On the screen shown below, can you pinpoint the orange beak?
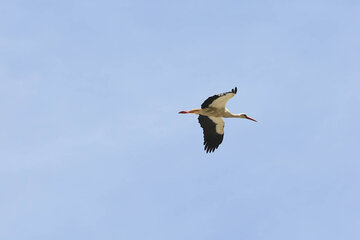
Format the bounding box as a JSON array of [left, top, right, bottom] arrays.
[[246, 116, 257, 122], [178, 111, 188, 114]]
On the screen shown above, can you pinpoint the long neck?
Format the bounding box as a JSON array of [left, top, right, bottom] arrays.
[[224, 112, 246, 118]]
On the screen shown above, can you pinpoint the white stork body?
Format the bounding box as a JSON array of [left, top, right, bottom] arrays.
[[179, 87, 257, 153]]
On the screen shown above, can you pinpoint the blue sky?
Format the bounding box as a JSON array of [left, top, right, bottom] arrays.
[[1, 0, 360, 239]]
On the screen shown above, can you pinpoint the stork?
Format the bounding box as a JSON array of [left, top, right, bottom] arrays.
[[179, 87, 257, 153]]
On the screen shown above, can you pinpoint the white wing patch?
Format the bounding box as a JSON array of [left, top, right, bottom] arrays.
[[208, 92, 235, 109], [208, 116, 225, 134]]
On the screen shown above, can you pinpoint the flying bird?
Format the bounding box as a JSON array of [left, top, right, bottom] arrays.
[[179, 87, 257, 153]]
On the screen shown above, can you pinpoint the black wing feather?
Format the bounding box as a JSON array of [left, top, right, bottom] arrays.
[[201, 87, 237, 109], [198, 115, 224, 153]]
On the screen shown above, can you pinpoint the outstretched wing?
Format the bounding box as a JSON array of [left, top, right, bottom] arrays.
[[198, 115, 225, 153], [201, 87, 237, 109]]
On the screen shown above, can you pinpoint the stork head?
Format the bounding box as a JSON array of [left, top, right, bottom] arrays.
[[239, 114, 257, 122]]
